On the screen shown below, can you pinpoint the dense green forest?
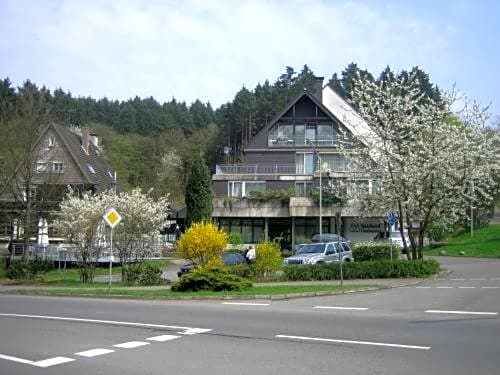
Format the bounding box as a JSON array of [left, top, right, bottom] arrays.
[[0, 64, 442, 205]]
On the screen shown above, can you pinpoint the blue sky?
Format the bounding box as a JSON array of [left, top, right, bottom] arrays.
[[1, 0, 499, 121]]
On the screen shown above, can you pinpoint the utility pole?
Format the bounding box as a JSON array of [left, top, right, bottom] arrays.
[[306, 138, 322, 237]]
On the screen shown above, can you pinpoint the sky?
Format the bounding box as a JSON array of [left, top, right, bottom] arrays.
[[1, 0, 499, 121]]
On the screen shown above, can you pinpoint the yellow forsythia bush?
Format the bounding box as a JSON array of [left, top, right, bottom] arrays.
[[176, 222, 228, 268], [254, 241, 282, 277]]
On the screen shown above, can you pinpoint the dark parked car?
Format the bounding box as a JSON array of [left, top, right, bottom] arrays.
[[177, 252, 247, 277]]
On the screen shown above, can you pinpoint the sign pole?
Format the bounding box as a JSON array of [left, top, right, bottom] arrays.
[[109, 227, 113, 292]]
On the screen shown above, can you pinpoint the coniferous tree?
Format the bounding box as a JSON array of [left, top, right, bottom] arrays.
[[185, 151, 213, 227]]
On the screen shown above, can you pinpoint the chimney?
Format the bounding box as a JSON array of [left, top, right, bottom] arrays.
[[314, 76, 324, 102], [82, 127, 90, 154]]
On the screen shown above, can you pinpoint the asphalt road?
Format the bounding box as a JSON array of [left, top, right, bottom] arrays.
[[0, 256, 499, 375]]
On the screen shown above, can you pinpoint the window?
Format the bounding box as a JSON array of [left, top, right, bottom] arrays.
[[295, 182, 313, 197], [47, 136, 56, 148], [317, 124, 334, 145], [228, 181, 266, 197], [295, 153, 314, 174], [87, 164, 96, 174], [36, 161, 48, 173], [320, 154, 350, 172], [52, 161, 64, 173]]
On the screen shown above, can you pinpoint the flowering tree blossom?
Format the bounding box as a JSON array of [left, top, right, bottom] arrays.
[[54, 188, 169, 282], [343, 71, 499, 259], [54, 188, 108, 282], [106, 188, 169, 281]]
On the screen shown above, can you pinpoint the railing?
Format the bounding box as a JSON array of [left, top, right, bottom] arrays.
[[215, 164, 351, 176], [268, 136, 345, 148]]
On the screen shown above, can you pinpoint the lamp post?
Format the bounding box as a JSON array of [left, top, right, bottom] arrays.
[[306, 138, 322, 238]]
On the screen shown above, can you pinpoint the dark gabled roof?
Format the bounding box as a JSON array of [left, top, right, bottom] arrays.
[[244, 88, 349, 151], [50, 123, 122, 193]]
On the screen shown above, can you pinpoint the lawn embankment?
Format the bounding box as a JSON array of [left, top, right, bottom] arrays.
[[425, 224, 500, 257], [8, 284, 375, 299]]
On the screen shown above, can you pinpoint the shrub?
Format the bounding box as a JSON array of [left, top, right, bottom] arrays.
[[352, 241, 394, 261], [283, 259, 440, 281], [6, 258, 55, 280], [139, 263, 163, 285], [254, 242, 282, 277], [176, 222, 228, 267], [171, 267, 252, 292], [228, 232, 243, 246]]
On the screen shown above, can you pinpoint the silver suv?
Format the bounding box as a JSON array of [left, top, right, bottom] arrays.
[[283, 241, 354, 265]]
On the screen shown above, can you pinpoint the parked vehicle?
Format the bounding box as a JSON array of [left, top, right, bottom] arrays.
[[373, 231, 410, 249], [177, 252, 247, 277], [311, 233, 350, 244], [283, 241, 354, 265]]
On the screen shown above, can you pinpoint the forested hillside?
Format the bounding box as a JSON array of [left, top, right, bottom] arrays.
[[0, 64, 441, 205]]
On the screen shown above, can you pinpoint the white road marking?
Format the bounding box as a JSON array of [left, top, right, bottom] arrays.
[[276, 335, 431, 350], [113, 341, 150, 349], [313, 306, 368, 311], [0, 313, 210, 335], [481, 286, 499, 289], [436, 286, 454, 289], [451, 278, 465, 281], [222, 302, 270, 306], [75, 348, 115, 357], [32, 357, 75, 368], [471, 278, 486, 281], [416, 286, 431, 289], [425, 310, 498, 316], [0, 353, 34, 365], [147, 334, 181, 342], [459, 286, 476, 289], [146, 335, 180, 342], [180, 328, 213, 335]]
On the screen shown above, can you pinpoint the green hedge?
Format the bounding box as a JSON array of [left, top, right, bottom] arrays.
[[282, 260, 440, 281], [352, 241, 394, 261], [171, 267, 253, 292], [6, 258, 55, 280]]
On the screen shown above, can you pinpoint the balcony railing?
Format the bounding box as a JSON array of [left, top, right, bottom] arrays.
[[215, 163, 351, 176], [268, 135, 345, 148]]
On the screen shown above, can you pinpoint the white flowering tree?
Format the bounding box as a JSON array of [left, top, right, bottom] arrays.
[[105, 189, 169, 282], [54, 188, 108, 282], [344, 70, 499, 259], [55, 188, 169, 282]]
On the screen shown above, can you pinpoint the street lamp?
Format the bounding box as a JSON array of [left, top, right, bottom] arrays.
[[306, 138, 322, 238]]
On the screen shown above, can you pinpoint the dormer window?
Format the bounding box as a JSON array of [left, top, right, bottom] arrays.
[[36, 161, 48, 173], [47, 136, 56, 148], [87, 164, 96, 174]]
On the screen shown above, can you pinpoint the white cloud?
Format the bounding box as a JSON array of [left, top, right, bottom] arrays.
[[0, 0, 492, 114]]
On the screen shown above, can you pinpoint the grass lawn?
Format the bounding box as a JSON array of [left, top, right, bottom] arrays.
[[9, 284, 375, 298], [0, 259, 170, 285], [425, 224, 500, 257]]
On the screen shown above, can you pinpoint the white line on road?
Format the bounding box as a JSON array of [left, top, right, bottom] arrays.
[[221, 302, 270, 306], [0, 353, 34, 365], [451, 278, 465, 281], [471, 278, 486, 281], [275, 335, 431, 350], [313, 306, 369, 311], [147, 334, 181, 342], [0, 313, 211, 334], [481, 286, 499, 289], [425, 310, 498, 316], [436, 287, 454, 289], [32, 357, 75, 368], [113, 341, 150, 349], [416, 286, 432, 289], [458, 286, 476, 289], [75, 348, 115, 358]]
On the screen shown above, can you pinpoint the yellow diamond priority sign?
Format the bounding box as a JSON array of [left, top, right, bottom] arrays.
[[103, 208, 122, 228]]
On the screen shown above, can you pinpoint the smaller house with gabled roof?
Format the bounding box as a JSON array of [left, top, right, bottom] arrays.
[[0, 123, 121, 256], [212, 77, 384, 250]]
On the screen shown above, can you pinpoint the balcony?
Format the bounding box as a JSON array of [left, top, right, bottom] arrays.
[[268, 135, 345, 148], [215, 164, 298, 176]]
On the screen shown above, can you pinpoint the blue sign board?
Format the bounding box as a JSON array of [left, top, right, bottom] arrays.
[[388, 210, 396, 226]]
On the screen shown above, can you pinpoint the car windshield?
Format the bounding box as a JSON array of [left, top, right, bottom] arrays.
[[297, 244, 325, 254]]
